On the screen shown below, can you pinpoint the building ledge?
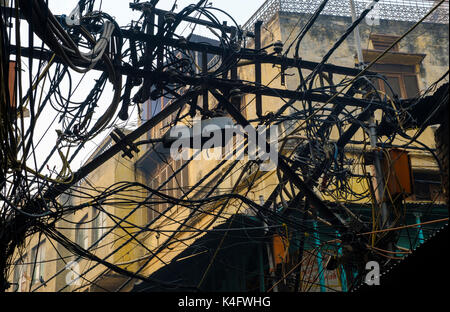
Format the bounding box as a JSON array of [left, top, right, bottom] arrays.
[[362, 49, 426, 66]]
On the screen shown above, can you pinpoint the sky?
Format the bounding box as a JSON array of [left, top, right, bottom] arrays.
[[18, 0, 267, 175], [48, 1, 267, 27]]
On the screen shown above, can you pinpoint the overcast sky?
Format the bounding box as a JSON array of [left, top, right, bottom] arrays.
[[48, 1, 266, 27]]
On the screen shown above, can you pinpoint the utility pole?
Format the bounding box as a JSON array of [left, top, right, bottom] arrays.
[[349, 0, 390, 242], [259, 196, 278, 292], [349, 0, 364, 68]]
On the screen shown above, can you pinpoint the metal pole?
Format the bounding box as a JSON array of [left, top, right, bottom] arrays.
[[369, 119, 389, 230], [259, 196, 278, 292], [349, 0, 390, 237], [142, 8, 155, 102], [254, 20, 263, 118], [349, 0, 364, 68]]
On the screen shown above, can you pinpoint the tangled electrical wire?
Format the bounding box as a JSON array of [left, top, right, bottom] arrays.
[[0, 0, 448, 293]]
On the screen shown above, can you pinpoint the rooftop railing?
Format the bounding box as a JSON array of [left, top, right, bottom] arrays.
[[243, 0, 449, 30]]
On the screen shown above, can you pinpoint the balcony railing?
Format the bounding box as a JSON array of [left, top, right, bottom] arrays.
[[243, 0, 449, 30]]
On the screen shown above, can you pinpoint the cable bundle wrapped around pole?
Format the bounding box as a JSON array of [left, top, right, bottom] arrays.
[[17, 0, 123, 142]]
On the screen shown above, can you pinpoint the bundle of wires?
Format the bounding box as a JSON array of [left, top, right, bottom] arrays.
[[17, 0, 123, 142]]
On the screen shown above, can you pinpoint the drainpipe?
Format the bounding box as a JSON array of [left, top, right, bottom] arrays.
[[350, 0, 390, 243], [349, 0, 364, 68], [313, 221, 326, 292]]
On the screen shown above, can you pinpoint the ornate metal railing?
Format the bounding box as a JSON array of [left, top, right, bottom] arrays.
[[243, 0, 449, 30]]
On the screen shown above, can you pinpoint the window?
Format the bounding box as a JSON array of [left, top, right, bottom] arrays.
[[168, 167, 174, 200], [162, 167, 168, 211], [150, 98, 162, 118], [372, 64, 420, 99], [92, 207, 107, 244], [412, 170, 443, 201], [175, 159, 185, 197], [76, 215, 89, 250], [30, 241, 46, 285], [13, 260, 21, 292], [147, 178, 156, 222], [364, 34, 424, 100], [13, 256, 27, 292], [147, 159, 189, 222], [148, 166, 165, 222]]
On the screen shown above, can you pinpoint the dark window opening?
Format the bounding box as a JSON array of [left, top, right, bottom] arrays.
[[412, 170, 443, 201], [370, 34, 400, 52]]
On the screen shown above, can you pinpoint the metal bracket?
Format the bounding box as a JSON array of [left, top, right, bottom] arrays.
[[65, 4, 81, 26]]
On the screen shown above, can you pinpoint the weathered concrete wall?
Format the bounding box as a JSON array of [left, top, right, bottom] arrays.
[[278, 13, 448, 90]]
